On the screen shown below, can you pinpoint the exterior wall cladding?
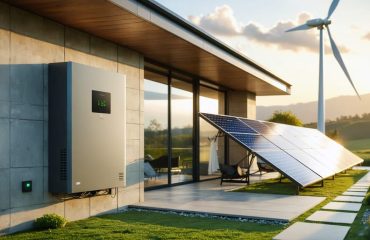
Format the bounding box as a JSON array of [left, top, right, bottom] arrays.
[[0, 2, 144, 234], [0, 1, 256, 234]]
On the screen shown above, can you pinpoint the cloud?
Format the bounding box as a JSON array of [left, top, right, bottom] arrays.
[[363, 32, 370, 41], [189, 5, 241, 36], [188, 6, 349, 54]]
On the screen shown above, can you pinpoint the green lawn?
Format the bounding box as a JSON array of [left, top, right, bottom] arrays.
[[344, 138, 370, 166], [3, 170, 368, 240], [3, 211, 284, 240], [237, 170, 369, 239]]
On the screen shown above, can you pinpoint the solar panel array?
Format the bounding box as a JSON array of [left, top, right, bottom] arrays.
[[199, 113, 363, 188]]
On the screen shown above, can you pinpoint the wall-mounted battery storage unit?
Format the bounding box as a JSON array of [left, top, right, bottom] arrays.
[[48, 62, 126, 194]]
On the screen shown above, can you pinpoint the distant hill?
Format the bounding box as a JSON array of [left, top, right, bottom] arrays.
[[257, 93, 370, 123]]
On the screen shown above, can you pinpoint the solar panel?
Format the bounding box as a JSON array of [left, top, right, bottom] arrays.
[[239, 118, 278, 135], [199, 112, 363, 189], [284, 149, 334, 178], [201, 113, 257, 134], [257, 150, 322, 187], [230, 133, 278, 151]]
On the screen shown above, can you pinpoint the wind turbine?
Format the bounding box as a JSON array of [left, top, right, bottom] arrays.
[[286, 0, 360, 133]]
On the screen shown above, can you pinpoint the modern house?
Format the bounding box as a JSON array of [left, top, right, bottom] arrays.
[[0, 0, 291, 234]]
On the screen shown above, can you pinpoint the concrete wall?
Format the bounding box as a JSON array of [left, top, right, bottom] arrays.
[[227, 90, 256, 166], [0, 2, 144, 234]]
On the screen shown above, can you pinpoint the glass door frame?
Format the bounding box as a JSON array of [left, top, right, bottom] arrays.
[[144, 61, 229, 191]]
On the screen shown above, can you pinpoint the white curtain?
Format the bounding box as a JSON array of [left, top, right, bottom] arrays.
[[208, 137, 220, 174]]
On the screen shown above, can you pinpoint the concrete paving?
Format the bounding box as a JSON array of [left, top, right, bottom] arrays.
[[134, 176, 325, 222], [334, 195, 364, 203], [322, 202, 361, 212], [353, 166, 370, 171], [273, 222, 350, 240], [346, 188, 368, 192], [342, 191, 367, 196], [306, 211, 357, 224]]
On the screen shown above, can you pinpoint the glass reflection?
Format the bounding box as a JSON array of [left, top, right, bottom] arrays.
[[144, 72, 169, 188], [199, 86, 225, 180], [171, 79, 194, 184]]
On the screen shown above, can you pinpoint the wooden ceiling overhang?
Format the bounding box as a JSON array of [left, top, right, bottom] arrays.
[[7, 0, 291, 96]]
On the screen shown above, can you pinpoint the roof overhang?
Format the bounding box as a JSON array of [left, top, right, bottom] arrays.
[[6, 0, 291, 96]]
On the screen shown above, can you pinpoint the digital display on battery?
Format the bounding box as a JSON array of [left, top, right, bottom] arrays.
[[92, 90, 111, 114]]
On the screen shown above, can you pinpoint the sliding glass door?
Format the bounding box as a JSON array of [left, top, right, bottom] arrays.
[[199, 86, 225, 180], [171, 78, 193, 184], [144, 72, 169, 188]]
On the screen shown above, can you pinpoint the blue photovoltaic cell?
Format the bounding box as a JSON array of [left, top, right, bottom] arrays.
[[230, 133, 277, 151], [284, 149, 334, 178], [257, 150, 321, 187], [199, 112, 363, 187], [239, 118, 277, 135], [263, 135, 297, 150], [201, 113, 257, 134]]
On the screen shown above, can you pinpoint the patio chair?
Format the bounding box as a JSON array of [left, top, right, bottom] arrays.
[[219, 164, 249, 185]]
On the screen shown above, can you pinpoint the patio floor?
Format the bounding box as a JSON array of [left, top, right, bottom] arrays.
[[131, 173, 325, 222]]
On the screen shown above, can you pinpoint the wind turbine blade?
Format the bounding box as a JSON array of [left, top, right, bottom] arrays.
[[286, 23, 312, 32], [327, 26, 361, 99], [327, 0, 340, 19]]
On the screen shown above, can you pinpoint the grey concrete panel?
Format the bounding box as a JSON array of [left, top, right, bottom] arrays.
[[306, 211, 357, 224], [10, 167, 43, 208], [0, 65, 10, 101], [90, 194, 118, 216], [10, 7, 64, 46], [0, 119, 9, 168], [90, 36, 118, 61], [10, 7, 42, 39], [0, 209, 10, 234], [10, 64, 43, 105], [10, 202, 64, 233], [43, 122, 48, 166], [126, 88, 140, 110], [0, 100, 9, 118], [0, 169, 10, 210], [118, 46, 140, 67], [273, 222, 350, 240], [43, 64, 48, 106], [334, 195, 364, 203], [42, 167, 60, 204], [10, 120, 43, 167], [41, 18, 64, 46], [10, 104, 43, 120], [322, 202, 361, 212], [64, 198, 90, 221], [65, 27, 90, 53], [0, 2, 10, 30]]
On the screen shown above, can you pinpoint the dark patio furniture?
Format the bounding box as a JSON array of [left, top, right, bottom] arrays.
[[219, 164, 249, 185], [145, 155, 180, 172]]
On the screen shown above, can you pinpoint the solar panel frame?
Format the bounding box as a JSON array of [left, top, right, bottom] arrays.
[[199, 112, 363, 187], [199, 113, 323, 187]]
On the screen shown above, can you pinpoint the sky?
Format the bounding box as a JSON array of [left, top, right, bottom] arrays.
[[156, 0, 370, 106]]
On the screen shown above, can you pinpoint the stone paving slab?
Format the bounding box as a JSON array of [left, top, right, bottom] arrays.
[[353, 166, 370, 171], [273, 222, 350, 240], [334, 195, 364, 203], [343, 191, 367, 196], [306, 211, 357, 224], [322, 202, 361, 212], [347, 188, 368, 192], [133, 179, 325, 221], [349, 186, 368, 189]]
